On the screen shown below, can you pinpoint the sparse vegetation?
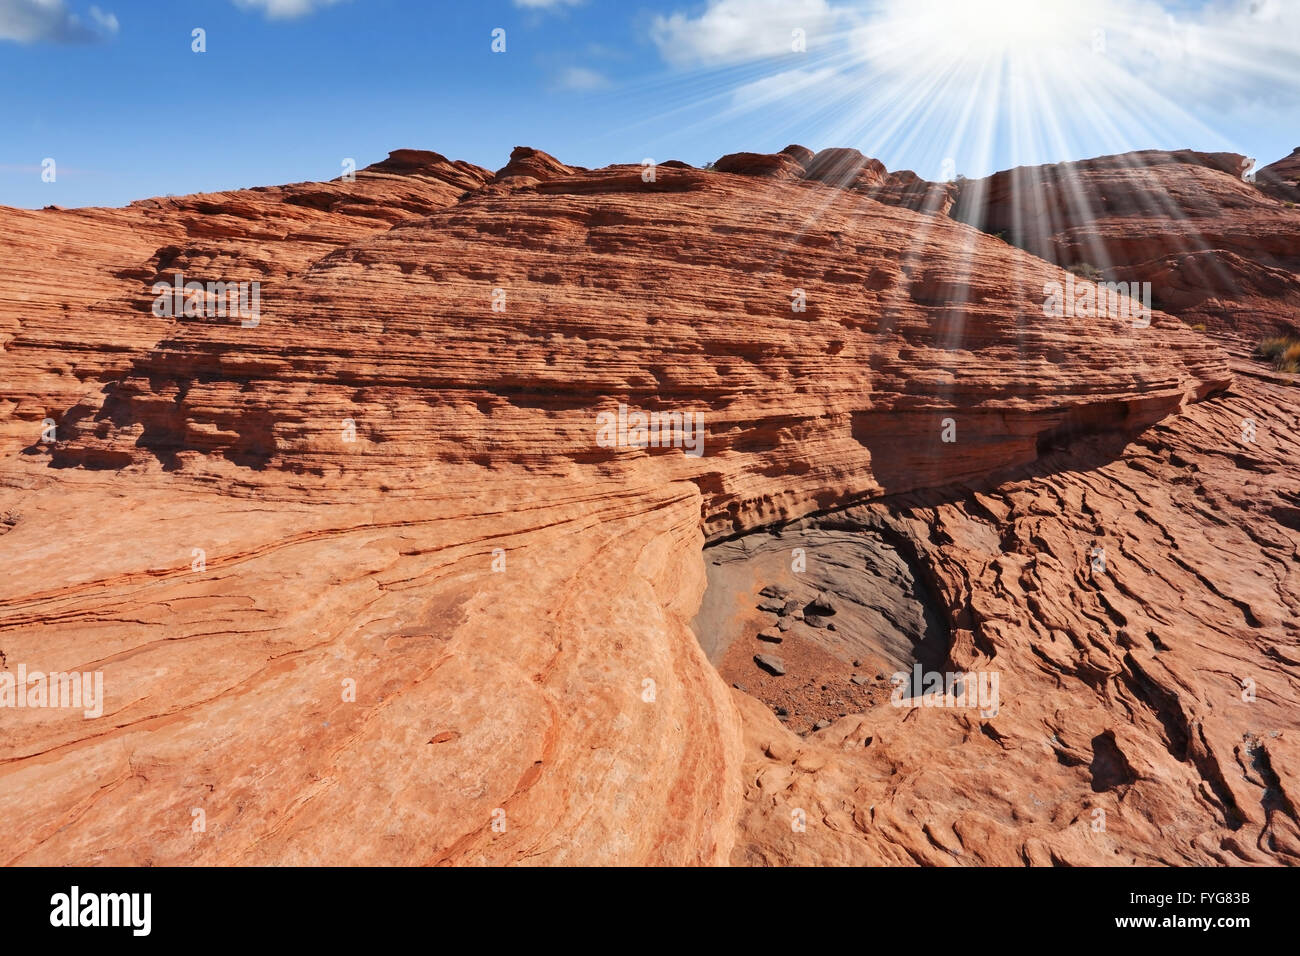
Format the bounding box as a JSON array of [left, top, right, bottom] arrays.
[[1067, 262, 1104, 282], [1254, 336, 1300, 373]]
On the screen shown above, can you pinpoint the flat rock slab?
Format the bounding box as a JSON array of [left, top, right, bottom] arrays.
[[754, 654, 787, 676]]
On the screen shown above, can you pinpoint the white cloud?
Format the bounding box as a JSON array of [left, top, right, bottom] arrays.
[[0, 0, 119, 43], [232, 0, 346, 19], [88, 4, 114, 33], [652, 0, 1300, 115], [651, 0, 843, 68], [649, 0, 1299, 154], [1120, 0, 1300, 111], [846, 0, 1300, 116], [556, 66, 610, 91]]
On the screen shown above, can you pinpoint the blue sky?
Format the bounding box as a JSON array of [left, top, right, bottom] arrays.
[[3, 0, 1297, 208]]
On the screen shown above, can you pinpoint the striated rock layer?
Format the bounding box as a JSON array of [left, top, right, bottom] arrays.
[[0, 145, 1295, 866], [726, 358, 1300, 864], [0, 150, 489, 457], [1258, 147, 1300, 204], [951, 150, 1300, 339], [41, 157, 1228, 528]]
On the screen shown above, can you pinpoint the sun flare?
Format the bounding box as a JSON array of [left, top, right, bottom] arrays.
[[921, 0, 1104, 56], [864, 0, 1111, 74]]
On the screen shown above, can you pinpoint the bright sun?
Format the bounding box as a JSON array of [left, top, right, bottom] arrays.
[[828, 0, 1142, 183], [716, 0, 1290, 190], [867, 0, 1110, 70]]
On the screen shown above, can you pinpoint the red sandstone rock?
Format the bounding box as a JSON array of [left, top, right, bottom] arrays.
[[780, 144, 815, 167], [1258, 147, 1300, 202], [0, 149, 490, 459], [952, 149, 1300, 338], [0, 145, 1294, 868], [730, 357, 1300, 865], [714, 151, 806, 179], [492, 146, 578, 185], [870, 170, 957, 215], [803, 147, 887, 188]]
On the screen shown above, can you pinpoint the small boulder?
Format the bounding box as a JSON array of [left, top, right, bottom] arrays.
[[754, 653, 786, 676], [806, 593, 837, 616], [757, 628, 784, 643]]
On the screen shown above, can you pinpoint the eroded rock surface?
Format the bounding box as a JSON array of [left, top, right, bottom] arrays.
[[1259, 147, 1300, 203], [0, 149, 490, 458], [0, 145, 1294, 866], [952, 150, 1300, 339], [731, 359, 1299, 865]]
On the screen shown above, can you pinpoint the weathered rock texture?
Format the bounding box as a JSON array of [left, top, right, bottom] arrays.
[[1258, 147, 1300, 203], [731, 357, 1300, 865], [0, 149, 489, 457], [0, 144, 1295, 866], [951, 150, 1300, 339], [714, 146, 954, 213]]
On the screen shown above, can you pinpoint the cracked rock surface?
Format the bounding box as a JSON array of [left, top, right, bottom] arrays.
[[0, 146, 1294, 865]]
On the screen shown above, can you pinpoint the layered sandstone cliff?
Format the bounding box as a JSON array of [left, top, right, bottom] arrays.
[[0, 145, 1294, 866], [950, 150, 1300, 339]]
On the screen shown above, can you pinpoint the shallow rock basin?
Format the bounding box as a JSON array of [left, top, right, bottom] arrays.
[[692, 517, 950, 732]]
